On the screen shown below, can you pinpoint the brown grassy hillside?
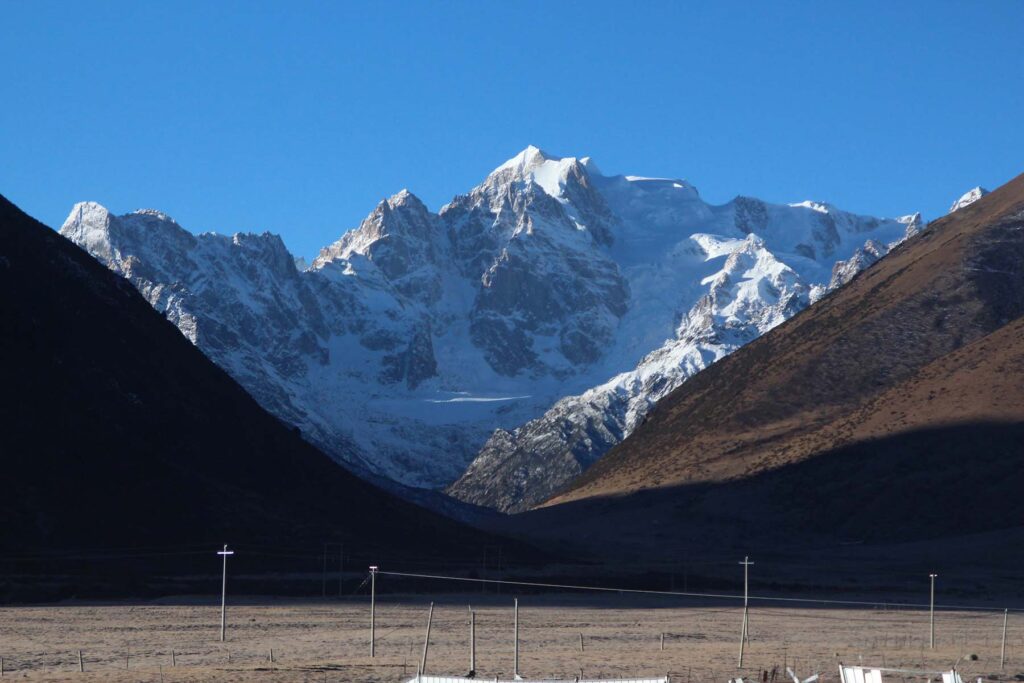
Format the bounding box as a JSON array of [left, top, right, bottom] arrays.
[[548, 173, 1024, 506]]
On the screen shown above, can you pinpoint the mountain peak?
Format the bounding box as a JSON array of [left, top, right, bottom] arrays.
[[949, 186, 990, 213], [60, 202, 116, 259], [484, 146, 605, 206], [578, 156, 602, 175], [492, 147, 608, 186], [368, 189, 429, 221], [312, 188, 439, 271], [64, 201, 112, 228], [494, 145, 556, 175], [386, 188, 427, 211]]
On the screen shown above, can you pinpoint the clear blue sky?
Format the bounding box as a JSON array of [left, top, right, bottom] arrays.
[[3, 1, 1022, 259]]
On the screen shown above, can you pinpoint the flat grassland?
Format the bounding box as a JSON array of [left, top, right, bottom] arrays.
[[1, 595, 1020, 682]]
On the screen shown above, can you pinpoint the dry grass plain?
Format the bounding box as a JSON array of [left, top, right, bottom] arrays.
[[1, 594, 1021, 683]]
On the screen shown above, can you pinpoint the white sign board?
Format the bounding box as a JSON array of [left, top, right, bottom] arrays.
[[840, 667, 884, 683]]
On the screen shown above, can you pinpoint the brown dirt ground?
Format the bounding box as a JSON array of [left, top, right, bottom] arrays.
[[1, 595, 1022, 682]]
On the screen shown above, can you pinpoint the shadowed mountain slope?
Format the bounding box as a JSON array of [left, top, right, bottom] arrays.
[[0, 195, 510, 566]]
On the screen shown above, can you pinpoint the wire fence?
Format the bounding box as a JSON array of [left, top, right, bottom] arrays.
[[2, 552, 1024, 681], [376, 571, 1024, 615], [1, 592, 1022, 681]]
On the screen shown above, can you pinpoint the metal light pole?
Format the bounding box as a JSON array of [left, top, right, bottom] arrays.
[[929, 573, 938, 649], [217, 545, 234, 642], [369, 566, 378, 657]]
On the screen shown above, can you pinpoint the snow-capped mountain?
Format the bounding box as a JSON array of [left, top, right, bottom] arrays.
[[446, 165, 922, 512], [61, 146, 920, 505], [949, 186, 989, 213]]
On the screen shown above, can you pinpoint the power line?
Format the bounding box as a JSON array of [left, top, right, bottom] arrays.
[[376, 570, 1024, 614]]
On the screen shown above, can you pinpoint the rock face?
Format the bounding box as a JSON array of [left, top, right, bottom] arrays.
[[441, 147, 630, 377], [62, 146, 919, 500], [949, 186, 990, 213], [448, 198, 922, 511], [61, 199, 443, 482]]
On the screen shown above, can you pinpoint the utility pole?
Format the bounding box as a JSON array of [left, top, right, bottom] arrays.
[[419, 602, 434, 675], [738, 556, 754, 668], [369, 566, 378, 657], [218, 545, 234, 642], [514, 598, 520, 678], [338, 544, 344, 598], [1001, 608, 1008, 669], [929, 573, 938, 649], [470, 609, 476, 674]]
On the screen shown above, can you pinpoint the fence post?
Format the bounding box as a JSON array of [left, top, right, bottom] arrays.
[[1002, 609, 1009, 670]]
